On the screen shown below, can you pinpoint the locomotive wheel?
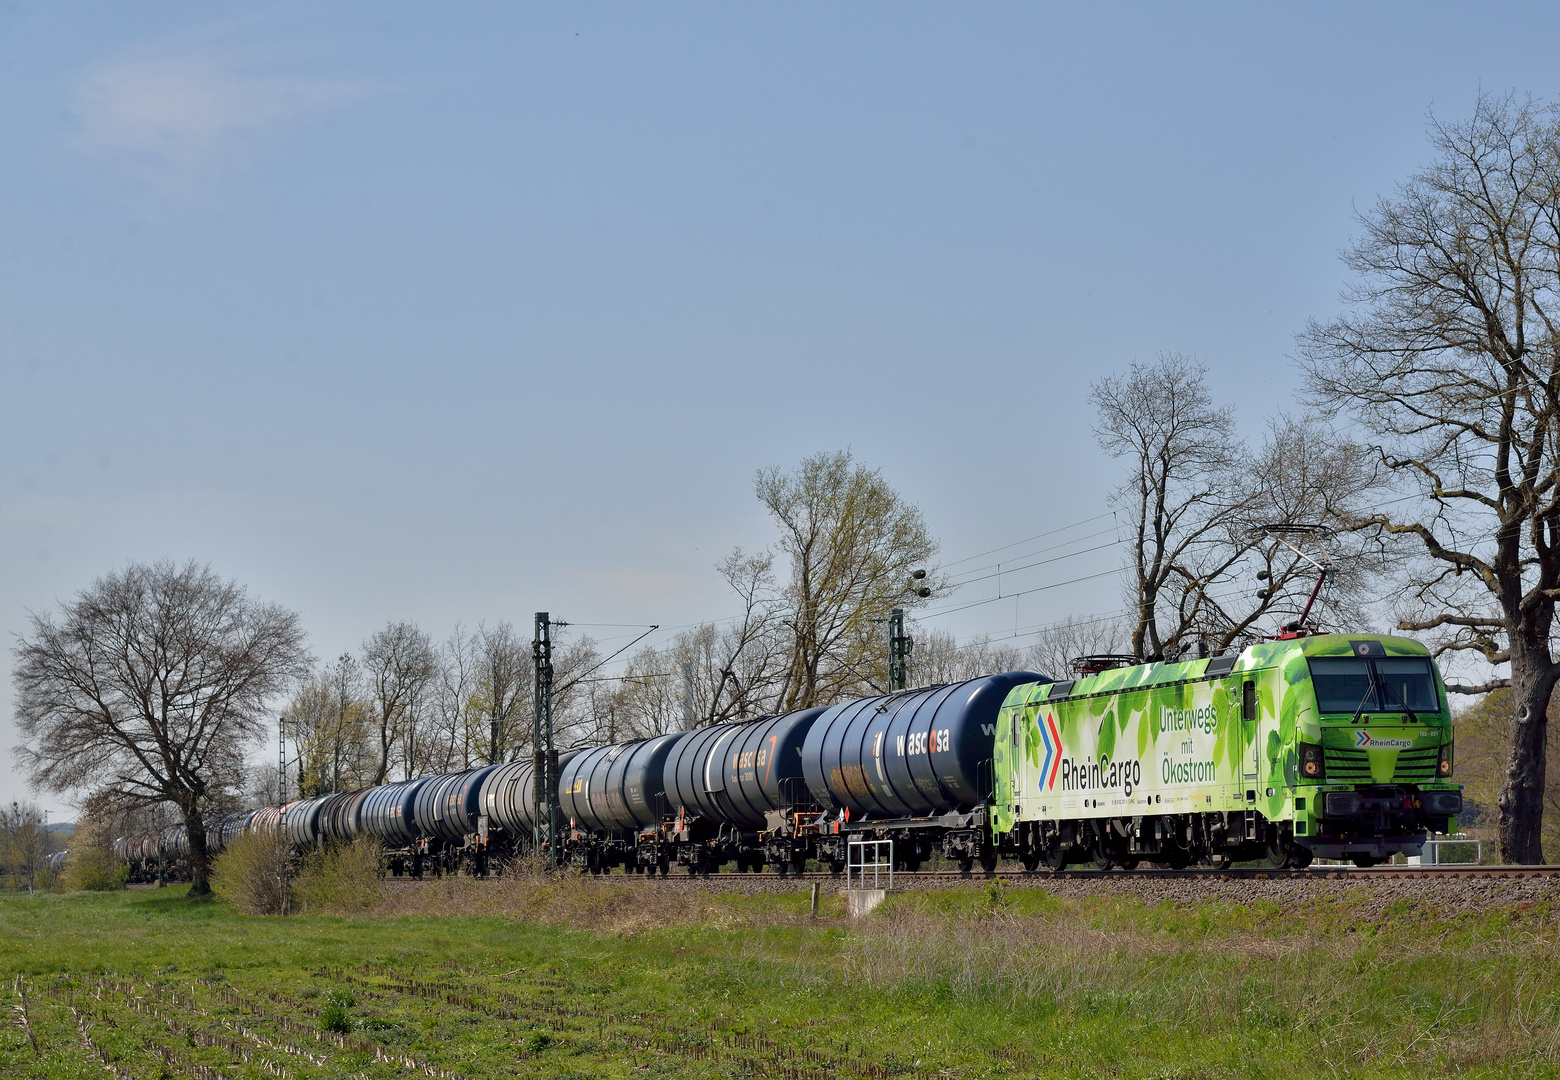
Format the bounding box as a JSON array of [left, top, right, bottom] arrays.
[[1118, 857, 1140, 871], [979, 848, 999, 877], [1020, 852, 1041, 873], [1091, 848, 1115, 871], [1350, 853, 1380, 868], [1157, 847, 1193, 870], [1209, 854, 1234, 871], [1263, 831, 1312, 870], [1042, 845, 1069, 872]]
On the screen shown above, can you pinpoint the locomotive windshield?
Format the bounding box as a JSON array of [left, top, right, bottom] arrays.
[[1375, 658, 1439, 712], [1309, 658, 1376, 713], [1308, 655, 1439, 715]]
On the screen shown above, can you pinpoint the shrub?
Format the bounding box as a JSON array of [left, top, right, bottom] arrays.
[[521, 1030, 554, 1053], [295, 839, 383, 914], [60, 849, 128, 892], [210, 829, 294, 915], [319, 989, 355, 1033]]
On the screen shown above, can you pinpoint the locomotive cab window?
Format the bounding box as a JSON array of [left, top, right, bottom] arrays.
[[1374, 658, 1438, 713], [1308, 657, 1378, 714]]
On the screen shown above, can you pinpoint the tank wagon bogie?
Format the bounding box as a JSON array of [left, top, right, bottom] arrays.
[[992, 633, 1461, 870]]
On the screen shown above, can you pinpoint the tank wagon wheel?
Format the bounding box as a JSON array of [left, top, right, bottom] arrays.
[[957, 857, 975, 878], [829, 860, 845, 878], [657, 858, 671, 876]]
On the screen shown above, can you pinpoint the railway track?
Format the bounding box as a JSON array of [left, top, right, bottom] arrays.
[[623, 864, 1560, 883]]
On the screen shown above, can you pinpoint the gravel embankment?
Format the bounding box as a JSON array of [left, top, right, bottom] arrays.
[[379, 870, 1560, 919]]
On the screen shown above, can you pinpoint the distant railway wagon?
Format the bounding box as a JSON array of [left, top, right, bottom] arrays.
[[991, 634, 1460, 870], [111, 633, 1462, 881]]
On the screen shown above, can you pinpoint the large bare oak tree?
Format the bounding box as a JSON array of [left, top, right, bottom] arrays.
[[12, 561, 310, 894], [1299, 92, 1560, 863]]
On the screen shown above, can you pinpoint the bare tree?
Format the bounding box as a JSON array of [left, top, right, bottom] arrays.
[[473, 622, 531, 764], [0, 801, 52, 891], [287, 654, 372, 795], [908, 629, 1030, 686], [12, 561, 310, 894], [1299, 92, 1560, 863], [431, 626, 477, 772], [361, 622, 437, 784], [1024, 614, 1134, 680], [756, 450, 941, 709], [1093, 356, 1378, 661]]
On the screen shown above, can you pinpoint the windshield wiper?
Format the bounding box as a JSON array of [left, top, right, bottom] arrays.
[[1385, 690, 1419, 723], [1350, 683, 1375, 724]]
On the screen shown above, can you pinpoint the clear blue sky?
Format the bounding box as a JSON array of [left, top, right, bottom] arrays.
[[5, 3, 1556, 818]]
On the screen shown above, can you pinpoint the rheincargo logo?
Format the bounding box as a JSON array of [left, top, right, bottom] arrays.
[[1160, 704, 1218, 735], [1355, 731, 1413, 750], [1058, 755, 1141, 797]]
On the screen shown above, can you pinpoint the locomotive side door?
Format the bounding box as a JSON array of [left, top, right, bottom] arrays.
[[1241, 679, 1260, 789]]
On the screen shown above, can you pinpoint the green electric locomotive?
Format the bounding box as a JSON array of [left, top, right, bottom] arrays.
[[991, 634, 1462, 869]]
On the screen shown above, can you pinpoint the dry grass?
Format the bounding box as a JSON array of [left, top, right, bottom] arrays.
[[364, 866, 813, 936], [843, 890, 1560, 1073]]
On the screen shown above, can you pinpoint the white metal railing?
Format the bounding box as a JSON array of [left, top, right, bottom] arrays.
[[847, 839, 892, 890], [1409, 834, 1483, 865]]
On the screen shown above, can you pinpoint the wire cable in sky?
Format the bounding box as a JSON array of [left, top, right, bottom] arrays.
[[937, 510, 1117, 570]]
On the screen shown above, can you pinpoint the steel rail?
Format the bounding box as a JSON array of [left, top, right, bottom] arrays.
[[598, 864, 1560, 883]]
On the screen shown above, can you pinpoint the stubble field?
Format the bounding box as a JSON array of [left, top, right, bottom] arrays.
[[2, 873, 1559, 1079]]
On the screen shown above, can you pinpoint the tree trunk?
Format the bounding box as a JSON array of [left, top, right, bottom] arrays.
[[184, 804, 212, 896], [1497, 635, 1557, 865]]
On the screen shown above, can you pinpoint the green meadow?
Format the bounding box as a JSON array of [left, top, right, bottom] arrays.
[[1, 879, 1557, 1079]]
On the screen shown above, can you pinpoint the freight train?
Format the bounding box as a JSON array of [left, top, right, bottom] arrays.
[[112, 633, 1461, 882]]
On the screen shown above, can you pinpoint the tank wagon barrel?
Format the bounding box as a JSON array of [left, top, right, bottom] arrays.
[[478, 752, 582, 844], [282, 795, 333, 850], [317, 789, 371, 845]]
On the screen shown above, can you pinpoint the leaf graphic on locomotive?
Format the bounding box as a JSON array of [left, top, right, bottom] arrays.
[[1211, 684, 1232, 774], [1097, 710, 1116, 762]]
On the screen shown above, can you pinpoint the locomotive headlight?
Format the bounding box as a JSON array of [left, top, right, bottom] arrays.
[[1300, 742, 1325, 780], [1438, 741, 1453, 776]]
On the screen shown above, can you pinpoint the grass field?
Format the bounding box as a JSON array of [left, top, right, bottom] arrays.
[[1, 877, 1558, 1079]]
